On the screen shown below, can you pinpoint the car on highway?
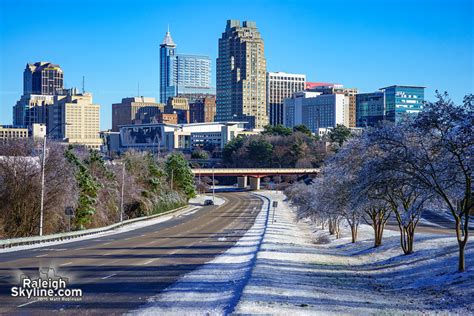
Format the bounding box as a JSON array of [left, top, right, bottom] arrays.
[[204, 199, 214, 206]]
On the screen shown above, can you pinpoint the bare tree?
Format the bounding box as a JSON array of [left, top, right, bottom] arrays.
[[0, 139, 76, 237], [409, 93, 473, 271]]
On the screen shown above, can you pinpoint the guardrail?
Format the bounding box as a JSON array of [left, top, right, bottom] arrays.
[[0, 205, 189, 249]]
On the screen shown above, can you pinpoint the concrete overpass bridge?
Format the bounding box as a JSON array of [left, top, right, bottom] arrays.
[[191, 168, 320, 190]]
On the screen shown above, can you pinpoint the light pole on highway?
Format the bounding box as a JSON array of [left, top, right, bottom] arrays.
[[120, 162, 125, 227], [212, 166, 215, 202], [39, 123, 70, 236]]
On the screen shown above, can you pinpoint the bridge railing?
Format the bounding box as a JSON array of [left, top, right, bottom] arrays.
[[191, 168, 320, 175]]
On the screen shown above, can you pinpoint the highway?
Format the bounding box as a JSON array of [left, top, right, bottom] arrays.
[[0, 192, 262, 315], [386, 209, 470, 235]]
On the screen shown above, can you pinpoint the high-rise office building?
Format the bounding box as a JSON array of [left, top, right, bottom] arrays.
[[216, 20, 267, 129], [355, 92, 385, 127], [160, 30, 177, 103], [13, 94, 55, 127], [266, 72, 306, 126], [306, 84, 358, 128], [112, 97, 165, 132], [13, 62, 63, 127], [48, 89, 102, 149], [381, 85, 425, 122], [159, 29, 213, 103], [23, 62, 64, 95], [283, 91, 349, 133], [355, 85, 425, 127]]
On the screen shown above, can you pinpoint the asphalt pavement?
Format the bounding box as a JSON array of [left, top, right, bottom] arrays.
[[0, 192, 262, 315]]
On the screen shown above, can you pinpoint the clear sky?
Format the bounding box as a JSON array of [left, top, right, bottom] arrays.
[[0, 0, 472, 130]]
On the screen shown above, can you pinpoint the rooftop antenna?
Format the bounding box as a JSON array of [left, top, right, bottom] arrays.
[[137, 81, 140, 97], [167, 24, 170, 33], [82, 76, 85, 94]]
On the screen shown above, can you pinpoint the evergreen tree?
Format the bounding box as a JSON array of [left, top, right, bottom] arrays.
[[165, 152, 196, 199]]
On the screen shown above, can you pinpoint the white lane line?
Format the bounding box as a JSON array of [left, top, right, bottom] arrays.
[[76, 247, 85, 251], [142, 260, 154, 265], [102, 252, 112, 256], [102, 242, 111, 245], [18, 300, 38, 308], [101, 273, 117, 280], [124, 237, 131, 240], [60, 261, 73, 266], [35, 254, 48, 258]]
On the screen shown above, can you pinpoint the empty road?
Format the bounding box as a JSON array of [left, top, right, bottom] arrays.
[[0, 192, 262, 315]]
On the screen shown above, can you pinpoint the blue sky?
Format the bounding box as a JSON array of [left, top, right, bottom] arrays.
[[0, 0, 472, 130]]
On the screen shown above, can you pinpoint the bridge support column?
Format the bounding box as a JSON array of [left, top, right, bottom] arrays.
[[237, 176, 248, 188], [249, 177, 261, 191]]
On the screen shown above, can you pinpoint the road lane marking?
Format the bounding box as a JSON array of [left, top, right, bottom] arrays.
[[102, 242, 111, 245], [102, 252, 112, 256], [76, 247, 85, 251], [36, 254, 48, 258], [60, 262, 73, 266], [142, 260, 154, 265], [34, 248, 67, 252], [18, 300, 38, 308], [101, 273, 116, 280]]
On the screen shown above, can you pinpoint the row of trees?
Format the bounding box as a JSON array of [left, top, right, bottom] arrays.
[[286, 93, 473, 272], [0, 140, 195, 238], [223, 125, 325, 168]]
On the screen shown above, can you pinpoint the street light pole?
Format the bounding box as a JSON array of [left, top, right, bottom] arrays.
[[39, 135, 47, 236], [120, 162, 125, 227], [212, 166, 215, 202]]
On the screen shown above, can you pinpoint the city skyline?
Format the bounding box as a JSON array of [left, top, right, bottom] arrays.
[[0, 0, 472, 130]]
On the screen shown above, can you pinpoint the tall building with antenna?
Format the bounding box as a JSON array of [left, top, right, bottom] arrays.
[[159, 27, 213, 103]]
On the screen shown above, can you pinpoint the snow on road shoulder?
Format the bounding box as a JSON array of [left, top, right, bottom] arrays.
[[235, 190, 474, 315], [131, 194, 270, 315]]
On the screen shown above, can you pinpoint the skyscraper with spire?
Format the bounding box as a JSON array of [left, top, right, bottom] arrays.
[[159, 28, 213, 104], [160, 28, 177, 103]]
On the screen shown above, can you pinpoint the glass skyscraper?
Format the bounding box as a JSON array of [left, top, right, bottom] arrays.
[[381, 85, 425, 122], [159, 30, 213, 104], [355, 85, 425, 127], [355, 91, 385, 127]]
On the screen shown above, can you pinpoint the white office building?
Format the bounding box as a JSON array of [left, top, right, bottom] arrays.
[[266, 72, 306, 126], [283, 91, 349, 133]]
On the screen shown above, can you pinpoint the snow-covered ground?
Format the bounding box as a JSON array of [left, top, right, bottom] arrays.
[[133, 190, 473, 315], [132, 194, 270, 315], [235, 191, 474, 315], [0, 196, 225, 254]]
